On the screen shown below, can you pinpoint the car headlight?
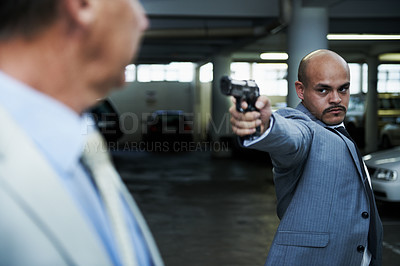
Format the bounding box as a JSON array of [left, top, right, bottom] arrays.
[[375, 169, 398, 181]]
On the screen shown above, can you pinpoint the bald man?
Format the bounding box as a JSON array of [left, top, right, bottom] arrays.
[[230, 49, 383, 266]]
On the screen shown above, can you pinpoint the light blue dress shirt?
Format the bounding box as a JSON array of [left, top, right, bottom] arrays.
[[0, 71, 152, 266]]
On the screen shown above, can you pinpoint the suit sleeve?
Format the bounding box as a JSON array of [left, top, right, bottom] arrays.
[[246, 109, 313, 169]]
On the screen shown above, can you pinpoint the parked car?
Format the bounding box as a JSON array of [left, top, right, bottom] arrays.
[[88, 98, 123, 144], [142, 110, 193, 150], [363, 146, 400, 202], [380, 117, 400, 149]]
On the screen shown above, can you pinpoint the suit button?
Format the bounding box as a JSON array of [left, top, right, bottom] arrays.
[[357, 245, 365, 253], [362, 212, 369, 219]]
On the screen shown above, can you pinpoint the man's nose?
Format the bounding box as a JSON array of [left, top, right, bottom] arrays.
[[329, 91, 342, 104]]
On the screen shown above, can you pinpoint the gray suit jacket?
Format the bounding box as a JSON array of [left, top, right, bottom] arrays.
[[0, 106, 164, 266], [249, 104, 383, 266]]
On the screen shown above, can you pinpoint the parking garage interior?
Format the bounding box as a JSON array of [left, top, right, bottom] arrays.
[[93, 0, 400, 265]]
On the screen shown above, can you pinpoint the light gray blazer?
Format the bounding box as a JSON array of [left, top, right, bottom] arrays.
[[249, 104, 383, 266], [0, 106, 164, 266]]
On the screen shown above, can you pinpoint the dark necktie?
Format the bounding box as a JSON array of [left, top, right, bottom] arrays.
[[333, 126, 379, 260]]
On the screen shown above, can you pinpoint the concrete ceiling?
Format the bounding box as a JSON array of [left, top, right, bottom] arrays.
[[136, 0, 400, 64]]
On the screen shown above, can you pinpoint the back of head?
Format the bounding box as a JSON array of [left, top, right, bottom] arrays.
[[0, 0, 59, 40]]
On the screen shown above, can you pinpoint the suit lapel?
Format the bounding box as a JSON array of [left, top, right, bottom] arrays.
[[333, 130, 366, 181], [0, 107, 112, 265], [111, 171, 164, 266]]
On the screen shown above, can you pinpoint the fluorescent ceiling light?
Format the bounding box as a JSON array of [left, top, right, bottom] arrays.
[[327, 34, 400, 40], [260, 52, 288, 60], [379, 53, 400, 61]]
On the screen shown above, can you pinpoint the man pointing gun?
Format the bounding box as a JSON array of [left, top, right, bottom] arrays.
[[229, 49, 383, 266]]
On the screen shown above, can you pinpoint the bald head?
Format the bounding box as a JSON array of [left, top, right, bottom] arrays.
[[294, 49, 351, 125], [298, 49, 350, 87]]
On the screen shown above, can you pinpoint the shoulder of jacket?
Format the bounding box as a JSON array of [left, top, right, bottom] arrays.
[[275, 107, 312, 122]]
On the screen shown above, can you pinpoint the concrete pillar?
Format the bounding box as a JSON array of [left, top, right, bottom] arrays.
[[365, 56, 379, 154], [287, 0, 329, 107], [210, 54, 232, 142], [358, 65, 364, 94], [193, 65, 201, 142]]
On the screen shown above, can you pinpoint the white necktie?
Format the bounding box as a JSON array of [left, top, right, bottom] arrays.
[[81, 131, 138, 266]]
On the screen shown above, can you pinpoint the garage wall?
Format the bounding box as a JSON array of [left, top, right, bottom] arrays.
[[108, 80, 287, 144], [194, 82, 212, 141], [108, 81, 194, 143]]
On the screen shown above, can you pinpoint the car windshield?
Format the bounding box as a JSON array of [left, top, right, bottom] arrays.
[[163, 115, 181, 123]]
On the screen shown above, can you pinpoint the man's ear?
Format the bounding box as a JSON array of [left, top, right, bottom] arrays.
[[63, 0, 95, 28], [295, 81, 305, 101]]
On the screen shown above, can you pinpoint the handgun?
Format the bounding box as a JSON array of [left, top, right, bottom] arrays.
[[220, 76, 261, 140]]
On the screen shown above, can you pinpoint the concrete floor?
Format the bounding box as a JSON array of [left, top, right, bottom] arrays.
[[112, 149, 400, 266]]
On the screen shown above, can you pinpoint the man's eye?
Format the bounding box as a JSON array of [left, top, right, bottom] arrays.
[[318, 89, 327, 93], [339, 87, 349, 93]]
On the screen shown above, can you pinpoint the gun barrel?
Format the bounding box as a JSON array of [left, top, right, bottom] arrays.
[[220, 76, 259, 96], [220, 76, 232, 95]]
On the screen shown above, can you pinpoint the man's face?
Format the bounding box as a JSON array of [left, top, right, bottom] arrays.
[[84, 0, 148, 92], [296, 55, 350, 126]]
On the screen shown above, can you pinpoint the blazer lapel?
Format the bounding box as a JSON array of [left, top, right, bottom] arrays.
[[111, 173, 165, 266], [0, 106, 112, 265], [333, 130, 366, 181]]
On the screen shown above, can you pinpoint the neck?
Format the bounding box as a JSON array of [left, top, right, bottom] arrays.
[[0, 29, 97, 114]]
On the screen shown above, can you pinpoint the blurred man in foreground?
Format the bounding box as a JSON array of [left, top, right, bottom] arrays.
[[0, 0, 164, 265]]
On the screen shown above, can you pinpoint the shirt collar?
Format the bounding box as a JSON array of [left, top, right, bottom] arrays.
[[0, 71, 97, 174], [325, 122, 345, 129]]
